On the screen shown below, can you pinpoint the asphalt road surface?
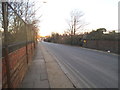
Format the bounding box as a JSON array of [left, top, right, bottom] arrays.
[[41, 42, 118, 88]]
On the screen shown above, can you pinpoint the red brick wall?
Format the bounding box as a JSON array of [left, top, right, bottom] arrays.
[[2, 43, 35, 88]]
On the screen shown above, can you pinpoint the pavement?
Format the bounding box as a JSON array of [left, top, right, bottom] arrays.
[[20, 42, 74, 88]]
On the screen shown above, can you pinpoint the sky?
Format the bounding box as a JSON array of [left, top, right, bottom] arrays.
[[35, 0, 119, 36]]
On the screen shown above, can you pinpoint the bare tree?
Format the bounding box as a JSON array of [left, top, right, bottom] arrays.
[[67, 9, 85, 35], [65, 9, 87, 45], [9, 0, 41, 25]]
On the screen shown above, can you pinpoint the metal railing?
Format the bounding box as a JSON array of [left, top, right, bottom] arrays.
[[1, 2, 37, 88], [1, 2, 37, 55]]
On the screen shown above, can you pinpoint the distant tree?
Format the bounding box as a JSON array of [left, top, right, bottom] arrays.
[[86, 28, 106, 40], [96, 28, 106, 34], [85, 28, 120, 40], [48, 32, 60, 43]]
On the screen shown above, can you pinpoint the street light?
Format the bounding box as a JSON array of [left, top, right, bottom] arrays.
[[29, 1, 47, 17]]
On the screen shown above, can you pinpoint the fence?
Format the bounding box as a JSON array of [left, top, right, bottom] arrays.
[[1, 2, 37, 88], [83, 39, 119, 54]]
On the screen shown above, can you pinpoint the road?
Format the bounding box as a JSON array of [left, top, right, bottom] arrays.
[[41, 42, 118, 88]]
